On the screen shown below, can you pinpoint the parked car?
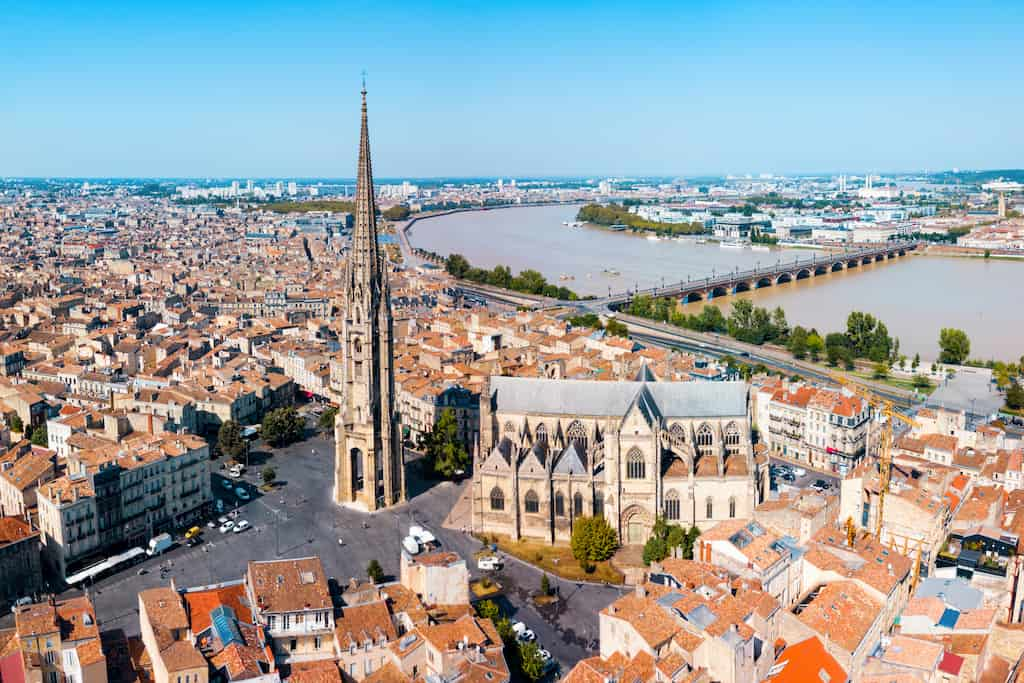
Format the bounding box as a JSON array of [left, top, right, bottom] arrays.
[[185, 526, 202, 540], [792, 467, 807, 477], [220, 479, 234, 489], [233, 520, 251, 533], [478, 556, 503, 571], [538, 648, 552, 662], [219, 520, 235, 534], [10, 596, 33, 612], [235, 487, 251, 501], [512, 622, 535, 642]]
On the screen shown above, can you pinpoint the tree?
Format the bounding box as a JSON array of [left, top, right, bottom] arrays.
[[938, 328, 971, 365], [912, 353, 921, 371], [9, 414, 23, 433], [218, 420, 246, 461], [642, 536, 669, 565], [872, 361, 890, 379], [261, 407, 305, 447], [382, 205, 411, 220], [30, 424, 47, 447], [476, 600, 501, 621], [1007, 381, 1024, 411], [788, 326, 809, 359], [445, 253, 470, 278], [424, 408, 469, 478], [570, 516, 619, 562], [605, 319, 629, 338], [806, 332, 825, 362], [261, 466, 276, 486], [366, 559, 384, 584], [317, 406, 338, 430], [540, 574, 551, 596], [912, 374, 932, 389], [518, 641, 547, 682]]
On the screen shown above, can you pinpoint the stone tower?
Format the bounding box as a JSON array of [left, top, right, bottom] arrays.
[[334, 85, 404, 510]]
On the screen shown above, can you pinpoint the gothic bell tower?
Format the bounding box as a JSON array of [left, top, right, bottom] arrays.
[[334, 85, 404, 510]]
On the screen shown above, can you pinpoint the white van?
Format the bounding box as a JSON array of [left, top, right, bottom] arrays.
[[147, 532, 173, 556], [402, 536, 420, 555]]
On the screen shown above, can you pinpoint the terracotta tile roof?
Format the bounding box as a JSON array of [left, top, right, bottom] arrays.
[[796, 581, 880, 653], [183, 582, 252, 635], [767, 636, 847, 683], [247, 557, 331, 614], [335, 600, 396, 649], [286, 659, 341, 683]]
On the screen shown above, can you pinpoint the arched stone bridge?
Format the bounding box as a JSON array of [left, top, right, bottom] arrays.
[[605, 242, 919, 310]]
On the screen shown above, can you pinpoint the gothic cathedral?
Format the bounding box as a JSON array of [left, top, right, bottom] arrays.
[[334, 87, 404, 510]]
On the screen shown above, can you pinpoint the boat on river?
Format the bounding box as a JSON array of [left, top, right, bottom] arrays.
[[719, 240, 746, 249]]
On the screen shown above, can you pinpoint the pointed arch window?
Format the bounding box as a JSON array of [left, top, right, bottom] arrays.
[[696, 423, 714, 457], [489, 487, 504, 511], [724, 422, 741, 455], [567, 420, 587, 450], [626, 448, 646, 480], [669, 423, 686, 447], [524, 490, 540, 514], [535, 423, 548, 446], [664, 490, 680, 521], [554, 492, 565, 517], [573, 492, 584, 517], [594, 495, 605, 518], [503, 421, 516, 435]]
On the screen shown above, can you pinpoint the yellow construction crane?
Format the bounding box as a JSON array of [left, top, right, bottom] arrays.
[[828, 371, 918, 539]]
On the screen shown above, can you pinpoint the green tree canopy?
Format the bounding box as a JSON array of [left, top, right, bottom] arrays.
[[30, 424, 47, 447], [218, 420, 246, 461], [424, 408, 469, 478], [366, 559, 384, 584], [382, 205, 411, 220], [570, 516, 619, 562], [938, 328, 971, 365], [261, 407, 305, 447], [318, 406, 338, 430]]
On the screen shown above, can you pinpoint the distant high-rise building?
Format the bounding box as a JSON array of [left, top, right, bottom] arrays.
[[497, 178, 504, 191], [287, 181, 298, 196], [246, 179, 254, 195], [334, 85, 404, 511], [231, 180, 240, 197], [274, 181, 283, 197]]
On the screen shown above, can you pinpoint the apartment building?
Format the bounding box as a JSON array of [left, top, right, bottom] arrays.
[[138, 587, 208, 683], [36, 433, 211, 577], [245, 557, 336, 663], [0, 516, 42, 608], [697, 518, 802, 607], [10, 596, 107, 683], [399, 551, 469, 607], [763, 383, 871, 474]]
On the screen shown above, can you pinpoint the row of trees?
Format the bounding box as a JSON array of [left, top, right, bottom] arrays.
[[445, 253, 579, 300], [476, 600, 549, 681], [566, 312, 628, 338], [576, 203, 704, 235], [643, 517, 701, 565]]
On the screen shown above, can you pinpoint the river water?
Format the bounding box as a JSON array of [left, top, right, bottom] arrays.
[[408, 204, 1023, 362]]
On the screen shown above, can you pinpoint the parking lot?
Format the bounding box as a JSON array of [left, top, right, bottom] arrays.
[[7, 416, 613, 674], [768, 456, 840, 497]]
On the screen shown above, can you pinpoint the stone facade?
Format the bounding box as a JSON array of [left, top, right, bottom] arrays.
[[334, 87, 404, 511], [472, 376, 765, 545]]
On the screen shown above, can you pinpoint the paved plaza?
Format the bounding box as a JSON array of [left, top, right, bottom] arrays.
[[3, 420, 620, 672]]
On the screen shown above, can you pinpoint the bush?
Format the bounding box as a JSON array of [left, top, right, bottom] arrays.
[[261, 466, 276, 486], [476, 599, 501, 621], [912, 374, 932, 389]]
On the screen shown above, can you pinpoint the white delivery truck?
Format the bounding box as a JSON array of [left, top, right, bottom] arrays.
[[147, 532, 173, 556]]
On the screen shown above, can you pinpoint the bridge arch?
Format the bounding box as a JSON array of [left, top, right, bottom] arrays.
[[734, 281, 752, 293], [831, 261, 844, 272], [711, 286, 729, 299], [682, 292, 703, 304], [847, 259, 859, 268], [776, 272, 793, 285], [795, 269, 812, 280], [874, 254, 885, 262], [861, 256, 873, 265], [814, 265, 829, 275], [756, 277, 773, 289]]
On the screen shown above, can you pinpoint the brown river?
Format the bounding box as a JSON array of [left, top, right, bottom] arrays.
[[407, 204, 1023, 362]]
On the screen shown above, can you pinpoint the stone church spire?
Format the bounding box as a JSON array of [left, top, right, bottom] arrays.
[[334, 85, 404, 511]]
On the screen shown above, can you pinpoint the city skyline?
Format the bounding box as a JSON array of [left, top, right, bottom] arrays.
[[3, 1, 1023, 177]]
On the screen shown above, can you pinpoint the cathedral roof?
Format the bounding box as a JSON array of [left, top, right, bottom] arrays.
[[488, 376, 747, 419]]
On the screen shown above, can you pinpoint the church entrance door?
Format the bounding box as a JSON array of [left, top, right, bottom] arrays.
[[627, 519, 643, 545]]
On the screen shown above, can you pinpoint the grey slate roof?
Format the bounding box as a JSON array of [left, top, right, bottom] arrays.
[[553, 442, 587, 475], [915, 577, 983, 612], [489, 376, 747, 418]]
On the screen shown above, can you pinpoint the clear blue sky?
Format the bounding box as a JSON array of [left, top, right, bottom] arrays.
[[2, 1, 1022, 178]]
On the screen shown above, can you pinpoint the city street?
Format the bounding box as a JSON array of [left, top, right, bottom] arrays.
[[8, 420, 615, 673]]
